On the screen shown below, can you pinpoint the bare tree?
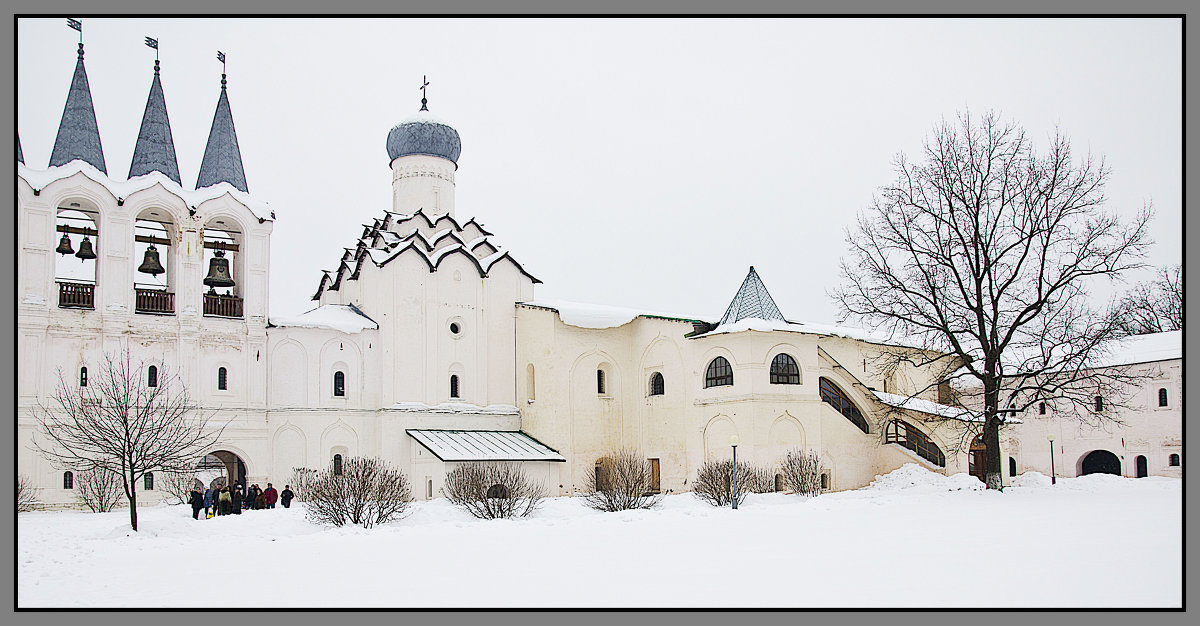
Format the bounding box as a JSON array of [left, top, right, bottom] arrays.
[[582, 449, 662, 512], [288, 467, 319, 503], [159, 469, 199, 506], [835, 111, 1152, 490], [74, 468, 125, 513], [31, 348, 226, 530], [305, 456, 413, 528], [1115, 264, 1182, 335], [17, 474, 40, 512], [780, 448, 824, 496], [692, 459, 757, 507], [442, 462, 545, 519]]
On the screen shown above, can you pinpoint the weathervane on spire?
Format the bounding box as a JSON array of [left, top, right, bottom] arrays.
[[145, 36, 159, 68], [67, 18, 82, 54], [217, 50, 227, 87], [420, 75, 429, 111]]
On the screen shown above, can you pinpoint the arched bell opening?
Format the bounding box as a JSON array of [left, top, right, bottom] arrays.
[[54, 204, 99, 309], [201, 218, 243, 318], [134, 209, 176, 315]]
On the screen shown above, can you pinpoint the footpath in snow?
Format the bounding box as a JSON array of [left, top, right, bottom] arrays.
[[17, 464, 1182, 608]]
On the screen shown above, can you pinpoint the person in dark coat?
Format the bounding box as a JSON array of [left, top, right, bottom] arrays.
[[280, 486, 294, 509], [231, 484, 243, 514], [218, 486, 232, 515], [254, 484, 266, 510], [203, 487, 214, 518], [188, 487, 205, 520], [263, 483, 278, 509]]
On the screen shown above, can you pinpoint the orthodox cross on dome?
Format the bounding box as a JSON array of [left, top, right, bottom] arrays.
[[420, 75, 430, 111]]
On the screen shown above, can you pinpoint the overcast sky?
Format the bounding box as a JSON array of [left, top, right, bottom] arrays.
[[17, 18, 1183, 322]]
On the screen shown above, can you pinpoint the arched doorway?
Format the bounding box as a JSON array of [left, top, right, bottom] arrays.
[[968, 435, 987, 483], [1080, 450, 1121, 476], [1135, 455, 1148, 478], [201, 450, 248, 489]]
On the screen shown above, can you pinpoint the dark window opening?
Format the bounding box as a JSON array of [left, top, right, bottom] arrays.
[[597, 369, 606, 395], [884, 419, 945, 466], [449, 322, 461, 335], [144, 472, 154, 491], [1158, 388, 1168, 407], [450, 374, 460, 398], [1169, 454, 1180, 467], [1009, 457, 1017, 476], [63, 471, 74, 489], [649, 372, 665, 396], [147, 365, 158, 388], [1136, 455, 1148, 478], [218, 367, 228, 391], [80, 366, 87, 387], [1094, 395, 1104, 412], [333, 454, 343, 476], [819, 377, 869, 434], [820, 473, 829, 490], [487, 484, 509, 499], [333, 371, 345, 397], [769, 353, 800, 385], [704, 357, 733, 388], [1039, 402, 1046, 415]]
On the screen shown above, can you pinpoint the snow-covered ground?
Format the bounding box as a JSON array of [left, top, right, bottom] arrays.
[[17, 465, 1181, 608]]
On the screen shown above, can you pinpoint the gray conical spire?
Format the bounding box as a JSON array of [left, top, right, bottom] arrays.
[[718, 266, 786, 326], [128, 59, 181, 184], [49, 43, 106, 173], [195, 73, 248, 192]]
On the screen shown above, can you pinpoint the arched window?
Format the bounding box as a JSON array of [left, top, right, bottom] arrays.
[[769, 353, 800, 385], [63, 471, 74, 489], [1039, 402, 1046, 415], [218, 367, 228, 391], [450, 374, 460, 398], [1158, 388, 1168, 407], [1169, 454, 1180, 467], [1094, 395, 1104, 412], [527, 364, 535, 400], [333, 371, 345, 397], [649, 372, 665, 396], [333, 454, 343, 475], [487, 484, 509, 499], [147, 365, 158, 388], [597, 369, 606, 395], [819, 377, 869, 434], [80, 366, 88, 387], [1009, 457, 1017, 476], [144, 472, 154, 491], [704, 357, 733, 388], [884, 419, 945, 466]]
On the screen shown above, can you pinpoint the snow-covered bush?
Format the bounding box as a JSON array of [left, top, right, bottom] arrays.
[[305, 456, 413, 528], [583, 449, 662, 512], [780, 448, 824, 496], [75, 468, 125, 512], [692, 459, 758, 506], [17, 474, 40, 512], [442, 462, 545, 519], [288, 467, 319, 503]]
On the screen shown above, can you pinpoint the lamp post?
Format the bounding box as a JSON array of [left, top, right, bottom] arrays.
[[730, 434, 740, 510], [1047, 433, 1056, 485]]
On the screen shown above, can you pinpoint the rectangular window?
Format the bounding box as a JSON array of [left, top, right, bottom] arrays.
[[426, 477, 433, 500], [648, 458, 661, 493]]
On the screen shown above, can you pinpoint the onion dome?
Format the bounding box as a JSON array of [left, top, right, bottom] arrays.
[[386, 107, 461, 166]]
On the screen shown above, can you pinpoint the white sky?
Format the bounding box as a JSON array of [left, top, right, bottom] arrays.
[[17, 18, 1183, 322]]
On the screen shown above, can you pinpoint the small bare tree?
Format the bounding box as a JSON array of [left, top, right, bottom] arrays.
[[31, 349, 226, 530], [835, 110, 1152, 490], [288, 467, 319, 503], [442, 462, 545, 519], [692, 459, 757, 507], [305, 456, 413, 528], [17, 474, 40, 512], [74, 467, 125, 513], [743, 464, 776, 494], [582, 449, 662, 512], [780, 448, 825, 496], [159, 469, 199, 505], [1116, 264, 1182, 335]]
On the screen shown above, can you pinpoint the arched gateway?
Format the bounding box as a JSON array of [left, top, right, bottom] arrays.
[[1080, 450, 1121, 476]]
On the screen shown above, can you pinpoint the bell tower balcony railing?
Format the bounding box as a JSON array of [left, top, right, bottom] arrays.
[[203, 292, 244, 318], [57, 281, 95, 309], [135, 288, 175, 315]]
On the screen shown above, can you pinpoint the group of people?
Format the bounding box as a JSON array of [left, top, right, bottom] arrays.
[[188, 482, 295, 519]]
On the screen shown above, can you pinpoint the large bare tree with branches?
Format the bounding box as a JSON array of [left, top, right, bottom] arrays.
[[1115, 264, 1182, 335], [31, 349, 225, 530], [835, 111, 1151, 490]]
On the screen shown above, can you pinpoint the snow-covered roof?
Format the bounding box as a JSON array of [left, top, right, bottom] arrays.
[[269, 304, 378, 333], [871, 390, 1022, 424], [521, 299, 706, 330], [18, 161, 272, 221], [407, 429, 566, 462], [1090, 330, 1181, 368], [387, 402, 520, 415]]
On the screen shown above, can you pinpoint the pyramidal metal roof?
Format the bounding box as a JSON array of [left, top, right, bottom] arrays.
[[195, 74, 248, 192], [49, 43, 106, 174], [717, 266, 786, 326], [128, 61, 181, 184], [17, 135, 23, 164]]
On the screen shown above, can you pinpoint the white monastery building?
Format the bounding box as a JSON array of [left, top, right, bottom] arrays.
[[16, 42, 1182, 508]]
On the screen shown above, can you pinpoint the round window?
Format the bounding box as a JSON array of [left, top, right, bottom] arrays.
[[450, 322, 461, 335]]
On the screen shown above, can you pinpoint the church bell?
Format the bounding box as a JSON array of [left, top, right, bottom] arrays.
[[74, 235, 97, 260], [56, 233, 74, 256], [203, 248, 236, 288], [138, 243, 165, 276]]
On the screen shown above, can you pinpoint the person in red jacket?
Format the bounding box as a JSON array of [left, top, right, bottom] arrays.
[[264, 483, 279, 509]]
